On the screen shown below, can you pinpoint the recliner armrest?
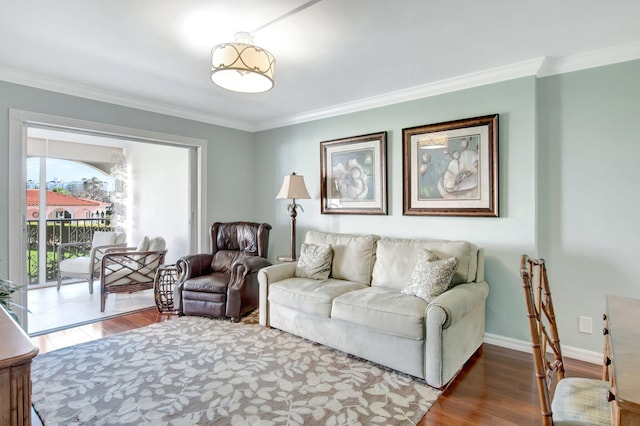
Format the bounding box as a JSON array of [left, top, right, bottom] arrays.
[[176, 253, 214, 280], [228, 256, 272, 291], [235, 256, 272, 275]]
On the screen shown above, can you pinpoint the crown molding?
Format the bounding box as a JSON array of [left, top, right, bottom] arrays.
[[255, 57, 546, 131], [257, 41, 640, 131], [0, 66, 255, 132], [2, 41, 640, 134], [537, 41, 640, 77]]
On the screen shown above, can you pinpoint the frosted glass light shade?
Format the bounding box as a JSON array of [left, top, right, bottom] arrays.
[[210, 41, 275, 93]]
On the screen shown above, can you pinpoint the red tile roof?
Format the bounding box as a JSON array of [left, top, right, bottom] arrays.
[[26, 189, 102, 207]]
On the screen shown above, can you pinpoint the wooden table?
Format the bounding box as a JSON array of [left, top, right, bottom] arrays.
[[0, 306, 39, 426], [605, 295, 640, 425]]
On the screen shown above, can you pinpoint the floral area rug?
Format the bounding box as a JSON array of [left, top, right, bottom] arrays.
[[31, 311, 440, 425]]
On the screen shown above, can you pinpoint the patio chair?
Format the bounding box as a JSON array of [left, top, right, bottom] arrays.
[[57, 231, 127, 294], [519, 254, 611, 426], [100, 236, 167, 312]]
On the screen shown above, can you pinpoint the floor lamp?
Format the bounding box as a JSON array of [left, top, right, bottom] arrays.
[[276, 172, 311, 262]]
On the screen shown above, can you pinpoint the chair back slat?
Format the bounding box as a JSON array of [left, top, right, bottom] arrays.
[[520, 255, 565, 426]]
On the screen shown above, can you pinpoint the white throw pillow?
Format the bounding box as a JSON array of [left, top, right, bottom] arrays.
[[295, 243, 333, 280], [402, 249, 459, 303]]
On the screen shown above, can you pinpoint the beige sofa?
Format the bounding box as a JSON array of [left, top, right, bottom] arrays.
[[258, 231, 489, 389]]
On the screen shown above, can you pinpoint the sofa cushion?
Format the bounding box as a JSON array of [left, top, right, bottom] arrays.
[[295, 243, 333, 280], [269, 278, 368, 318], [372, 238, 478, 290], [402, 250, 459, 302], [331, 287, 427, 340], [304, 231, 379, 284]]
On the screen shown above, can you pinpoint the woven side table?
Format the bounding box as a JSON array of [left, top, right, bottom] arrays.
[[154, 264, 179, 314]]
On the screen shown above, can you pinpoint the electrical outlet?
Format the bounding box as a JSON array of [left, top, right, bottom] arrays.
[[579, 316, 592, 334]]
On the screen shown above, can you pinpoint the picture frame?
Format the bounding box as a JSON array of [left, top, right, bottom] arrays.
[[402, 114, 499, 217], [320, 132, 387, 215]]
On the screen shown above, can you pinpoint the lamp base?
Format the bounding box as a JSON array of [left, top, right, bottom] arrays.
[[277, 256, 297, 263]]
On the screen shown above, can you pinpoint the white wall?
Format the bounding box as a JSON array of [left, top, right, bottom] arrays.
[[125, 142, 189, 263]]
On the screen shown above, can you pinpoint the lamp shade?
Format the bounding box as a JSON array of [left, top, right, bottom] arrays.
[[210, 32, 275, 93], [276, 173, 311, 200]]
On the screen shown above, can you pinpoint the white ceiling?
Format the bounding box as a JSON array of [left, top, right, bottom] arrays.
[[2, 0, 640, 131]]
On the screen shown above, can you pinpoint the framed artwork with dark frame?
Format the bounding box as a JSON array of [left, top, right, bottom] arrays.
[[320, 132, 387, 215], [402, 114, 499, 217]]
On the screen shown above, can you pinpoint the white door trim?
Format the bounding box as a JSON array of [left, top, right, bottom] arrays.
[[8, 109, 208, 328]]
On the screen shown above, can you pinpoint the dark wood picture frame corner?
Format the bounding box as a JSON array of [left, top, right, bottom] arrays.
[[320, 131, 388, 215], [402, 114, 499, 217]]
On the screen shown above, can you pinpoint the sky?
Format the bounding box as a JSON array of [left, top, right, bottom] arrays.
[[27, 158, 114, 185]]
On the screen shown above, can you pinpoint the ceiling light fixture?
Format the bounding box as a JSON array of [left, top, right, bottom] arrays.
[[210, 31, 275, 93], [210, 0, 323, 94]]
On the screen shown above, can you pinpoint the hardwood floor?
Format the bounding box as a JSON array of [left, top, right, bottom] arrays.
[[30, 308, 601, 425]]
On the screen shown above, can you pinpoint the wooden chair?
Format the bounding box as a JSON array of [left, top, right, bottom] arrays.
[[99, 236, 167, 312], [519, 254, 612, 426]]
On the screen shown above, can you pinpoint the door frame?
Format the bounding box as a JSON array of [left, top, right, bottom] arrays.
[[8, 109, 208, 328]]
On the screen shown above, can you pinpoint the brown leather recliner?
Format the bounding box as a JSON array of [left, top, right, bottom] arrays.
[[175, 222, 272, 322]]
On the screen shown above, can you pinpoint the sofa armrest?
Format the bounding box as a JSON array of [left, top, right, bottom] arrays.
[[425, 281, 490, 388], [427, 281, 490, 329], [258, 262, 297, 326]]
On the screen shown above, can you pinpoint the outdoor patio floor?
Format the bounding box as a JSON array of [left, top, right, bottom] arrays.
[[27, 281, 156, 335]]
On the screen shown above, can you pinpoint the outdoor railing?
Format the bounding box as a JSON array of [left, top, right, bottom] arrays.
[[26, 218, 114, 285]]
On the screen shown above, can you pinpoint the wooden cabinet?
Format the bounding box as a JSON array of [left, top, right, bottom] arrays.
[[605, 296, 640, 426], [0, 307, 39, 426]]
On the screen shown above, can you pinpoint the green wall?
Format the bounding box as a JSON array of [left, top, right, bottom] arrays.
[[255, 77, 538, 344], [537, 59, 640, 351]]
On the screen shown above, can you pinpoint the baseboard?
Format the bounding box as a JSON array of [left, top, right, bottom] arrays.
[[483, 333, 603, 365]]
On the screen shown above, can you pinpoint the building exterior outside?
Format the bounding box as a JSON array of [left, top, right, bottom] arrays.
[[26, 189, 111, 220]]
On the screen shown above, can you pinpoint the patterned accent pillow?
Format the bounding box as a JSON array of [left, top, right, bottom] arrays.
[[402, 249, 459, 303], [295, 243, 333, 280]]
